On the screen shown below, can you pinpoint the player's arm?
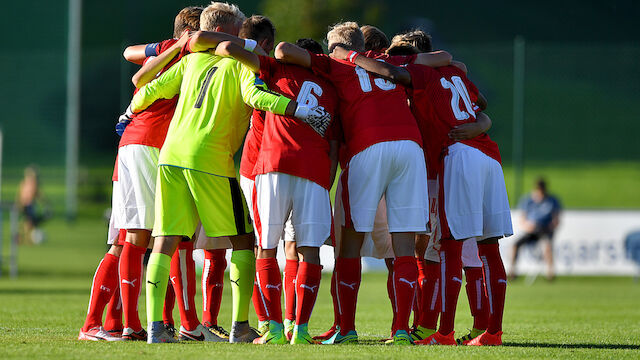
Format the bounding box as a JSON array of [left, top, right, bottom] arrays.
[[129, 57, 186, 113], [332, 45, 412, 86], [132, 31, 190, 88], [188, 30, 265, 55], [123, 44, 147, 65], [448, 112, 493, 141], [414, 50, 453, 67], [215, 41, 261, 73], [274, 42, 312, 68]]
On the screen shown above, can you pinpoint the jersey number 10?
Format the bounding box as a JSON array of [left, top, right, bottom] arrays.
[[441, 76, 475, 121]]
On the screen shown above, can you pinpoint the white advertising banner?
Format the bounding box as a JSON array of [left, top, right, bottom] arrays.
[[194, 210, 640, 275]]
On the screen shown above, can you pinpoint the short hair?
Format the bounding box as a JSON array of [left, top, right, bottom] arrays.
[[327, 22, 365, 53], [296, 38, 324, 54], [173, 6, 203, 38], [239, 15, 275, 43], [200, 2, 246, 32], [385, 42, 419, 56], [535, 177, 547, 192], [392, 29, 432, 52], [361, 25, 389, 52]]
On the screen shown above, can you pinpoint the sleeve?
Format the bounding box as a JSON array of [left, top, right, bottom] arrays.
[[257, 55, 278, 82], [131, 56, 186, 112], [238, 65, 291, 115], [309, 52, 333, 79], [145, 42, 161, 57]]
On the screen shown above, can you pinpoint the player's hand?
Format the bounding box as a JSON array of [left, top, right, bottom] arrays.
[[330, 45, 350, 60], [176, 30, 190, 48], [448, 122, 484, 141], [294, 104, 331, 136], [115, 105, 134, 136]]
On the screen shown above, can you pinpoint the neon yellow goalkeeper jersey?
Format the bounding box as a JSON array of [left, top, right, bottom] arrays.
[[131, 52, 291, 177]]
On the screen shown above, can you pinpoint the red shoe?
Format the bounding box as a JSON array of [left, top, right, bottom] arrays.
[[415, 331, 457, 346], [313, 325, 338, 341], [467, 331, 502, 346]]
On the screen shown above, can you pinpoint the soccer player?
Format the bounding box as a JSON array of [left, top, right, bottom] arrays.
[[215, 36, 339, 344], [335, 45, 513, 346], [125, 3, 329, 344], [274, 22, 451, 345], [361, 25, 390, 53]]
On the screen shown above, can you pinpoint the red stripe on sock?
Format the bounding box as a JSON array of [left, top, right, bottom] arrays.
[[104, 277, 123, 331], [82, 253, 119, 332], [202, 249, 226, 326], [163, 281, 176, 326], [330, 267, 340, 327], [171, 242, 200, 331], [478, 243, 507, 334], [336, 257, 361, 334], [283, 259, 299, 322], [419, 262, 441, 329], [438, 239, 462, 335], [256, 258, 282, 322], [120, 242, 146, 331], [295, 262, 322, 325], [464, 266, 489, 330], [392, 256, 418, 333]]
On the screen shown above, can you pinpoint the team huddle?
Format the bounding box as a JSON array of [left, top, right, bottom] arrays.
[[78, 1, 513, 346]]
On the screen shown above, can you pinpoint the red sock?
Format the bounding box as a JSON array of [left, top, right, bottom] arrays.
[[82, 253, 119, 331], [414, 258, 426, 329], [256, 258, 282, 322], [438, 239, 463, 335], [478, 243, 507, 334], [295, 262, 322, 325], [392, 256, 418, 333], [330, 267, 339, 327], [163, 282, 175, 326], [283, 259, 299, 322], [464, 266, 489, 330], [170, 242, 200, 331], [119, 242, 146, 331], [336, 257, 361, 334], [104, 284, 123, 331], [419, 262, 441, 329], [386, 268, 397, 335], [252, 280, 269, 322], [202, 249, 226, 326]]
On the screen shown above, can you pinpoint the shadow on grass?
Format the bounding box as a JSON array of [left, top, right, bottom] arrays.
[[504, 342, 640, 350]]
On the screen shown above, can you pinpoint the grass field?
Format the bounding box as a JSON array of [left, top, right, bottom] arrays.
[[1, 218, 639, 359]]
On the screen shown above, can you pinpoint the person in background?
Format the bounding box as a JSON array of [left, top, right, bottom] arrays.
[[17, 166, 48, 244], [509, 177, 561, 281]]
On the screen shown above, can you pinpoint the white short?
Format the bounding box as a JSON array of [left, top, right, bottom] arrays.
[[443, 143, 513, 241], [344, 141, 428, 233], [106, 199, 120, 245], [254, 172, 331, 249], [334, 179, 393, 259], [462, 238, 482, 267], [194, 222, 233, 250], [240, 174, 295, 243], [112, 145, 159, 230]]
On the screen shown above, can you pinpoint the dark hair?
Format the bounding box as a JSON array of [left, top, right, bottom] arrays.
[[535, 177, 547, 193], [296, 38, 324, 54], [239, 15, 275, 43], [173, 6, 203, 38], [361, 25, 389, 52], [386, 43, 419, 56]]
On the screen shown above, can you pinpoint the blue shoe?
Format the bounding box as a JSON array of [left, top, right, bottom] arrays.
[[386, 329, 413, 345], [322, 329, 358, 344]]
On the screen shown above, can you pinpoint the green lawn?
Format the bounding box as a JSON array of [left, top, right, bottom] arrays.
[[0, 218, 639, 359]]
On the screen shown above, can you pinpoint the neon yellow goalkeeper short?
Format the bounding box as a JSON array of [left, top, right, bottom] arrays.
[[152, 165, 253, 238]]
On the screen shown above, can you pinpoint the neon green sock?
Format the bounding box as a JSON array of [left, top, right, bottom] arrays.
[[230, 249, 255, 322], [146, 253, 171, 323]]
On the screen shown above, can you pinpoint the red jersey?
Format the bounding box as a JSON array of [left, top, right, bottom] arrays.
[[252, 55, 339, 190], [119, 38, 186, 149], [239, 110, 265, 180], [407, 64, 501, 177], [309, 53, 421, 162]]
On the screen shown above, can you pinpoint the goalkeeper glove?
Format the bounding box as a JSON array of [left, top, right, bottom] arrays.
[[294, 104, 331, 137], [115, 105, 134, 136]]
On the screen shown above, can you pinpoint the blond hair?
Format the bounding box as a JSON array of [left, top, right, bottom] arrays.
[[200, 2, 246, 32], [327, 21, 365, 52], [391, 30, 432, 52]]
